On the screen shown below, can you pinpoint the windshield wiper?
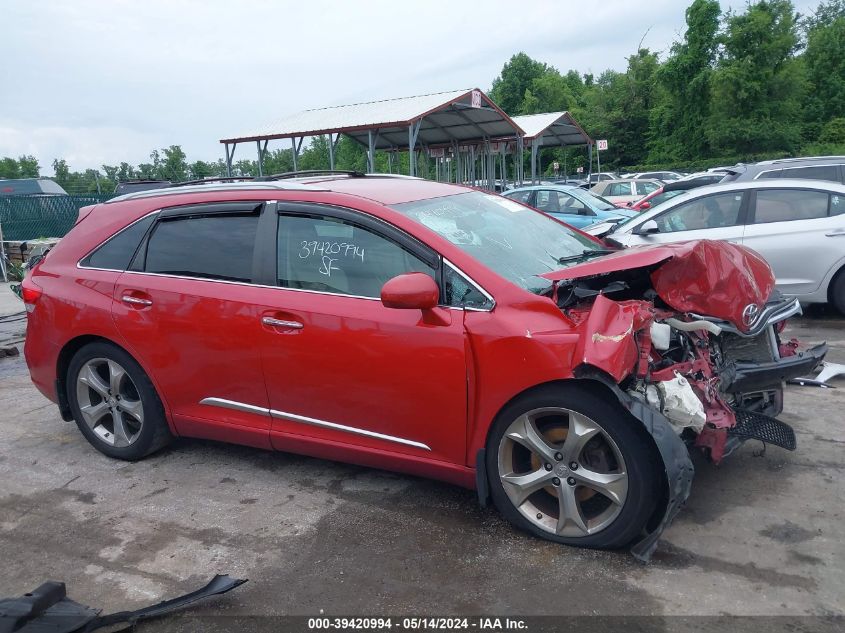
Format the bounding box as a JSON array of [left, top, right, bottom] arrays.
[[557, 249, 614, 264]]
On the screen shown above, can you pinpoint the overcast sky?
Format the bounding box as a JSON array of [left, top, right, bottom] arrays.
[[1, 0, 819, 174]]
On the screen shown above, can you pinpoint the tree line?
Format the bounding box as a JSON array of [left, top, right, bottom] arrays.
[[1, 0, 843, 193]]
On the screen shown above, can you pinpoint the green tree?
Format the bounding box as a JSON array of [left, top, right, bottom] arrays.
[[649, 0, 721, 162], [0, 158, 21, 179], [706, 0, 804, 155], [490, 53, 549, 115], [159, 145, 188, 182], [802, 1, 845, 131]]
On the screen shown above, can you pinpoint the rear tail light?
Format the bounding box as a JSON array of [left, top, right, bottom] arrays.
[[21, 278, 43, 313]]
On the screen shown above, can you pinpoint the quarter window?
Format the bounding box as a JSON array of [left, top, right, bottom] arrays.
[[443, 265, 493, 310], [752, 189, 829, 224], [144, 212, 260, 282], [82, 213, 156, 270], [636, 181, 659, 196], [277, 214, 435, 298], [607, 183, 631, 196], [653, 192, 744, 233], [779, 165, 841, 182]]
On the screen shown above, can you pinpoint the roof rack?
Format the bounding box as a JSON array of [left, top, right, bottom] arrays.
[[170, 176, 255, 187], [255, 170, 365, 181]]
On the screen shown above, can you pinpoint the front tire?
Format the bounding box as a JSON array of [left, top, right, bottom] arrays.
[[486, 383, 661, 549], [67, 341, 172, 460]]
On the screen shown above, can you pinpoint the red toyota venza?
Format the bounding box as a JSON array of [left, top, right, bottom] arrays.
[[22, 173, 825, 559]]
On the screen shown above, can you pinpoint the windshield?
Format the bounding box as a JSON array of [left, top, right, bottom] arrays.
[[570, 188, 617, 211], [393, 191, 601, 294]]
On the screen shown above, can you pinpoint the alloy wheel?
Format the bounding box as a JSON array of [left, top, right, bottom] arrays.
[[497, 407, 628, 538], [75, 357, 144, 447]]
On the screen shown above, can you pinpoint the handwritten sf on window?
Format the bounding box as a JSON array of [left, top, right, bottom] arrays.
[[299, 241, 366, 277]]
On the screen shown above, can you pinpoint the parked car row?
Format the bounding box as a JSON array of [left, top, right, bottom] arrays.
[[584, 179, 845, 313]]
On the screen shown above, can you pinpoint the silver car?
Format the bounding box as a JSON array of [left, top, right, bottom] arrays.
[[594, 179, 845, 312], [591, 179, 662, 206]]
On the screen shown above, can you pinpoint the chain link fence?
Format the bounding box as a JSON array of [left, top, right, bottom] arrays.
[[0, 194, 115, 241]]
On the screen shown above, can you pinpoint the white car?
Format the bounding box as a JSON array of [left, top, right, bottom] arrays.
[[596, 179, 845, 312], [590, 179, 662, 206]]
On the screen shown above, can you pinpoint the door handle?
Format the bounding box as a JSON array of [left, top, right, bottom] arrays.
[[825, 231, 845, 237], [262, 316, 303, 330], [121, 295, 153, 306]]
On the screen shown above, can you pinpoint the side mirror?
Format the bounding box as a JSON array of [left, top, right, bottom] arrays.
[[633, 219, 659, 235], [639, 201, 651, 210], [381, 273, 439, 310]]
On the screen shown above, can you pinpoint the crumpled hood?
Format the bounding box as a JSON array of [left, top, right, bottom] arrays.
[[541, 240, 775, 333]]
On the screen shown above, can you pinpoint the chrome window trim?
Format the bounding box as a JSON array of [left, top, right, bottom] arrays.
[[77, 209, 160, 271], [199, 397, 431, 451]]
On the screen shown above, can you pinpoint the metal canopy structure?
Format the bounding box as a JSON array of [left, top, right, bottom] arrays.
[[219, 88, 527, 187], [510, 112, 594, 183]]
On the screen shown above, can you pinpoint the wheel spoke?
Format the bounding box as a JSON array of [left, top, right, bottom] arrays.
[[112, 411, 132, 447], [79, 364, 109, 398], [502, 468, 553, 506], [561, 412, 601, 463], [506, 414, 558, 464], [108, 360, 126, 396], [79, 401, 110, 429], [555, 483, 589, 536], [574, 469, 628, 506], [119, 398, 144, 424]]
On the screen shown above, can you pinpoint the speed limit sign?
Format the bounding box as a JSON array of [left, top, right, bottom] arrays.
[[597, 139, 608, 151]]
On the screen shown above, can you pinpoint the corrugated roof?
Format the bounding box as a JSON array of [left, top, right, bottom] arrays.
[[220, 88, 525, 149], [511, 112, 592, 145]]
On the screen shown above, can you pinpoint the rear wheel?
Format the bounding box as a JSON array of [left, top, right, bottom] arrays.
[[67, 341, 172, 460], [486, 384, 661, 549], [831, 270, 845, 315]]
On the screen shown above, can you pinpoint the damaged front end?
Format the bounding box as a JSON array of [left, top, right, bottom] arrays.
[[544, 240, 827, 558]]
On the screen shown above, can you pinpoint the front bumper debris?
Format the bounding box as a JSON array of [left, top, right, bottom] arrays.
[[725, 343, 827, 393], [576, 369, 695, 563], [729, 408, 797, 451]]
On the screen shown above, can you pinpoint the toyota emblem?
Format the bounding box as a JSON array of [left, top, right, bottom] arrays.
[[742, 303, 760, 327]]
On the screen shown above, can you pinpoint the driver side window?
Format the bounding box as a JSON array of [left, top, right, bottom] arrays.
[[653, 193, 744, 233], [277, 214, 435, 298]]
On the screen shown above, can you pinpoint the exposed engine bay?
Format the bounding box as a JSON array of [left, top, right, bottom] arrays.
[[544, 240, 827, 464]]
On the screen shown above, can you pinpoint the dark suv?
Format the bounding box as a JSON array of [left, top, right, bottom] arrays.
[[723, 156, 845, 185]]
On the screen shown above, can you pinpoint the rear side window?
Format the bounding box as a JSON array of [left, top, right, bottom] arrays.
[[607, 183, 630, 196], [81, 213, 156, 271], [654, 192, 744, 233], [752, 189, 830, 224], [779, 165, 841, 182], [756, 169, 782, 179], [277, 214, 435, 298], [144, 213, 259, 282], [636, 181, 659, 195], [506, 190, 532, 204]]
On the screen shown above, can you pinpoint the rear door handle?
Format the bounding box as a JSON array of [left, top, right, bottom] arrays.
[[262, 316, 303, 330], [121, 295, 153, 306], [825, 231, 845, 237]]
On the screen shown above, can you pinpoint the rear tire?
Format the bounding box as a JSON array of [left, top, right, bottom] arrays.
[[486, 383, 661, 549], [831, 270, 845, 315], [67, 341, 172, 460]]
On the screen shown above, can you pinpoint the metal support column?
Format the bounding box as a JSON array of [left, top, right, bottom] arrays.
[[367, 130, 376, 173], [291, 137, 298, 171], [256, 140, 268, 177], [328, 133, 335, 170], [224, 142, 236, 177], [408, 120, 421, 177], [530, 138, 538, 184], [587, 143, 593, 181]]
